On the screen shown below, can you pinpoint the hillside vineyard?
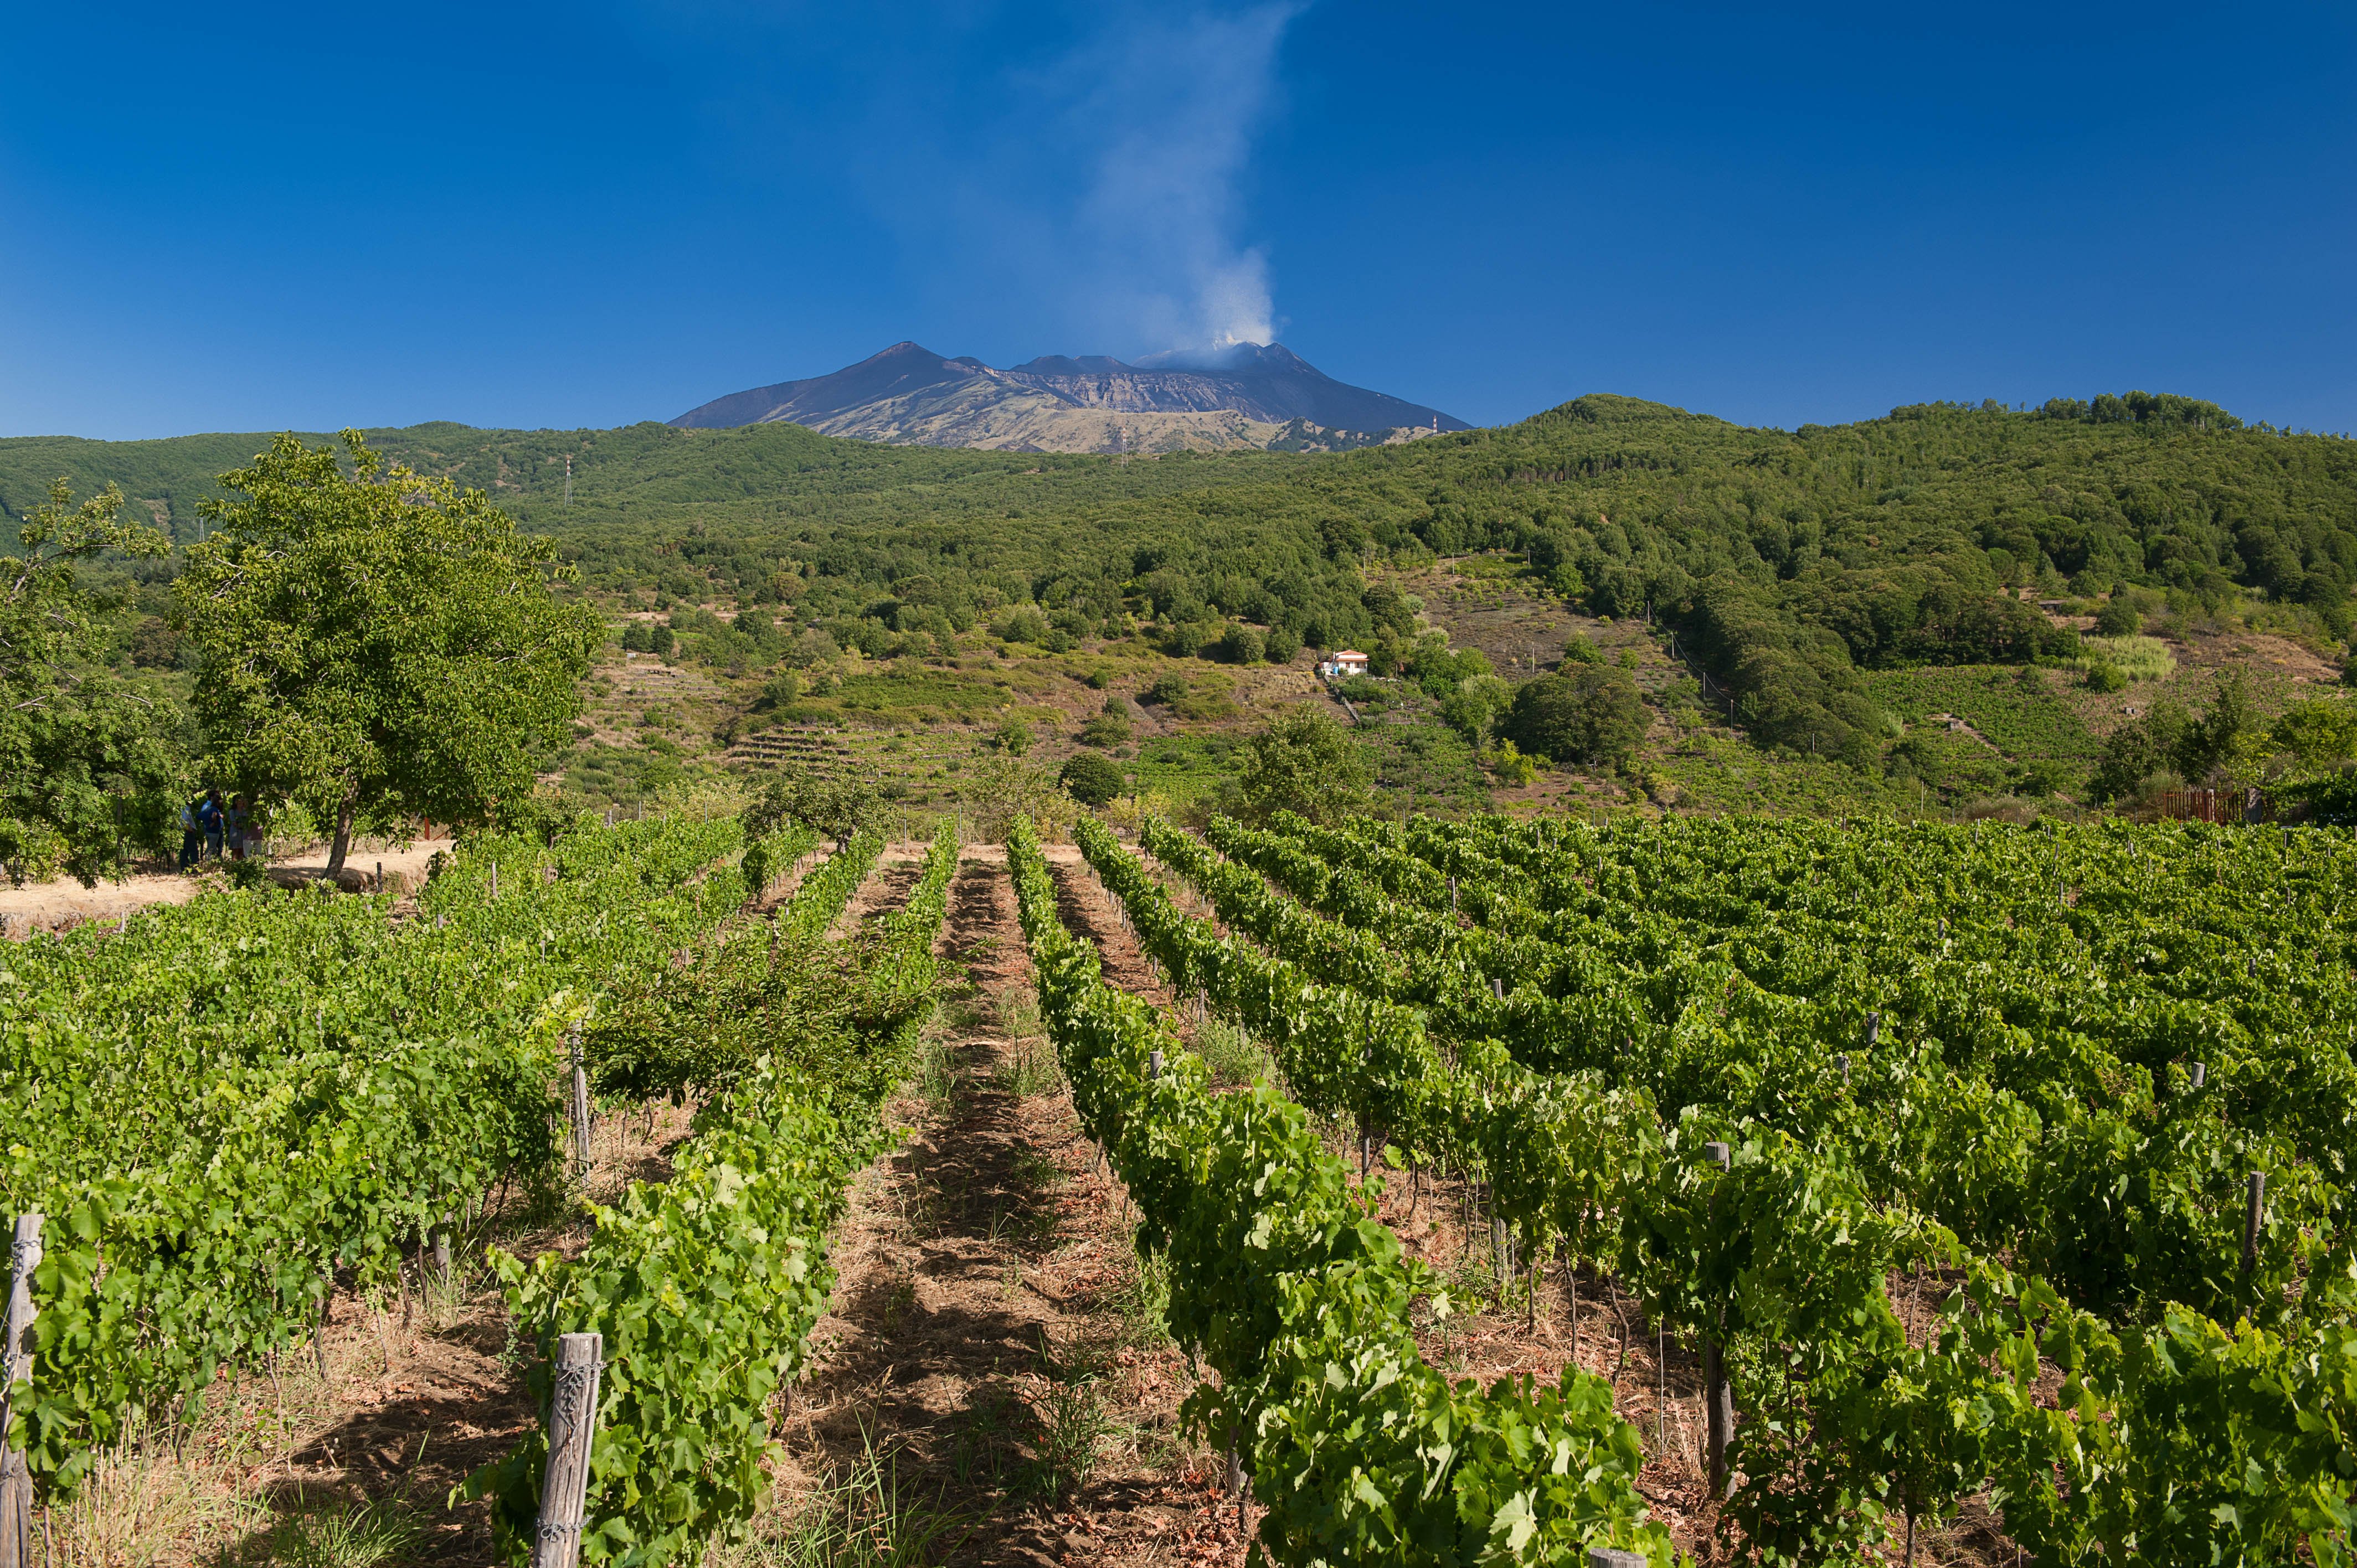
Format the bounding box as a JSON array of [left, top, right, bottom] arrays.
[[1043, 808, 2355, 1565], [0, 813, 958, 1562]]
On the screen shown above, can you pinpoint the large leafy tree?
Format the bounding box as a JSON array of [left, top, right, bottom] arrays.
[[0, 482, 182, 885], [176, 432, 602, 873], [1505, 667, 1650, 768], [1226, 706, 1372, 826]]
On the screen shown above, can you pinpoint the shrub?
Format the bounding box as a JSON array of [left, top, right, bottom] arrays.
[[760, 670, 803, 710], [1504, 668, 1649, 767], [1212, 623, 1266, 665], [1561, 633, 1604, 666], [2095, 599, 2142, 637], [989, 716, 1033, 756], [1263, 625, 1301, 664], [2084, 661, 2127, 693], [1059, 752, 1126, 807], [1160, 621, 1208, 658], [992, 606, 1050, 644], [1489, 739, 1540, 785], [1143, 672, 1191, 705], [1079, 698, 1133, 749]]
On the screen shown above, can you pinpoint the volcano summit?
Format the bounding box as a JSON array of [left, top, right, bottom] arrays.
[[670, 342, 1468, 454]]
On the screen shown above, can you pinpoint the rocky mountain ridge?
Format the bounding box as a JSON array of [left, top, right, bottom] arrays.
[[668, 341, 1468, 454]]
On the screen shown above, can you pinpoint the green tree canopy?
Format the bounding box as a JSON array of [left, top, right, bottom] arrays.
[[744, 768, 882, 846], [0, 482, 181, 885], [176, 432, 601, 871], [1224, 706, 1372, 826], [1504, 667, 1650, 767], [1059, 751, 1126, 807]]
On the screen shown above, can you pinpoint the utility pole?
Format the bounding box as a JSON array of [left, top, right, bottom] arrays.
[[564, 453, 574, 507]]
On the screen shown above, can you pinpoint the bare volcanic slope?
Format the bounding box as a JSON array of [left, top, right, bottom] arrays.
[[668, 340, 1470, 455]]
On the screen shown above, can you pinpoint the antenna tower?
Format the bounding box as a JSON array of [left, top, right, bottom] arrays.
[[564, 454, 573, 507]]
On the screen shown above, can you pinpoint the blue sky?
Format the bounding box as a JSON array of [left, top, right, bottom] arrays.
[[3, 2, 2350, 440]]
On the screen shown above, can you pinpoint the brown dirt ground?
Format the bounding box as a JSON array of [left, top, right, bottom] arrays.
[[0, 837, 458, 938], [769, 845, 1255, 1568]]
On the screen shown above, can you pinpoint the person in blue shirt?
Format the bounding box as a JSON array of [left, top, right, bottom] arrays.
[[198, 789, 225, 862]]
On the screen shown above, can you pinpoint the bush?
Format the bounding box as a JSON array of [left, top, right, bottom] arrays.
[[2095, 599, 2142, 637], [1489, 739, 1540, 786], [760, 670, 803, 710], [620, 623, 651, 653], [989, 716, 1033, 756], [1160, 621, 1208, 658], [1337, 674, 1386, 705], [2084, 661, 2127, 693], [1059, 752, 1126, 807], [1263, 625, 1301, 664], [2277, 768, 2357, 826], [1079, 698, 1133, 748], [1561, 633, 1604, 666], [1504, 668, 1649, 767], [992, 606, 1050, 644], [1143, 672, 1191, 705], [1212, 623, 1266, 665]]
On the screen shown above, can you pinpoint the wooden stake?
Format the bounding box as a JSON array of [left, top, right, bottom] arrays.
[[0, 1213, 44, 1568], [570, 1028, 593, 1184], [1702, 1141, 1735, 1498], [2243, 1171, 2266, 1273], [533, 1332, 604, 1568]]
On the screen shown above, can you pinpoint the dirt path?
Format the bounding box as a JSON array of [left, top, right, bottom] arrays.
[[0, 837, 458, 937], [835, 839, 932, 937], [775, 845, 1249, 1567]]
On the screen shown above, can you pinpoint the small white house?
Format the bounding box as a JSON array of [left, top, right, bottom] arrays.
[[1326, 649, 1370, 678]]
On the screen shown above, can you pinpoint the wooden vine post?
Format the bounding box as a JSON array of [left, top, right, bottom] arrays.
[[2243, 1171, 2266, 1272], [1588, 1550, 1646, 1568], [1702, 1141, 1735, 1499], [569, 1027, 593, 1184], [532, 1332, 603, 1568], [0, 1213, 43, 1568]]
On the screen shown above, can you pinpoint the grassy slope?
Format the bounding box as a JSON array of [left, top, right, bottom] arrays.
[[16, 396, 2355, 827]]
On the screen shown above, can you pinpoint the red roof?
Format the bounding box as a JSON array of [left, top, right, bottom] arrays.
[[1332, 649, 1367, 659]]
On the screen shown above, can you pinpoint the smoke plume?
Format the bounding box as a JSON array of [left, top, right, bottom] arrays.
[[1054, 3, 1299, 349]]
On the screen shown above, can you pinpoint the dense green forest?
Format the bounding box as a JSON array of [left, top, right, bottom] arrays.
[[13, 390, 2354, 765]]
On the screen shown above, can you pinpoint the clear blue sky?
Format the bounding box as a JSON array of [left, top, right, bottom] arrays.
[[3, 2, 2350, 440]]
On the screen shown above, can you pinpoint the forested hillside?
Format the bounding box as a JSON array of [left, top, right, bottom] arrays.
[[12, 390, 2354, 770]]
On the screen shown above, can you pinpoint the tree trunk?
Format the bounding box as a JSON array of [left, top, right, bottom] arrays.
[[325, 789, 358, 875]]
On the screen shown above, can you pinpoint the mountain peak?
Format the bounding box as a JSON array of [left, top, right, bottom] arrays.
[[670, 342, 1466, 452]]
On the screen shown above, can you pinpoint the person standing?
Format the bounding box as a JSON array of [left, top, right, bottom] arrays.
[[225, 795, 250, 860], [178, 795, 204, 871], [199, 788, 225, 862]]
